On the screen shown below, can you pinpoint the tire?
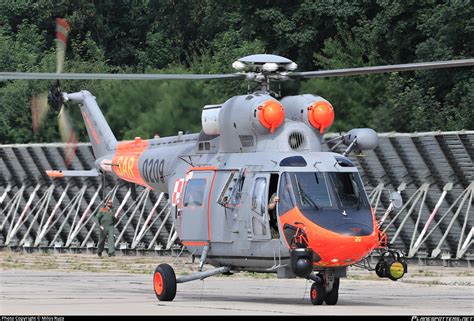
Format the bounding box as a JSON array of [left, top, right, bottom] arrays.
[[375, 261, 385, 278], [310, 279, 326, 305], [153, 263, 177, 301], [324, 277, 339, 305]]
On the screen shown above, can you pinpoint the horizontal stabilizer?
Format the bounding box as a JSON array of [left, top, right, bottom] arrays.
[[46, 169, 99, 178]]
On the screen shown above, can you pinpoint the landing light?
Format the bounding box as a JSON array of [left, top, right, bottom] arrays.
[[389, 262, 405, 280], [375, 250, 407, 281]]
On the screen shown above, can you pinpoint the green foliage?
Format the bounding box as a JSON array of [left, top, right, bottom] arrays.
[[0, 0, 472, 144], [97, 69, 214, 139]]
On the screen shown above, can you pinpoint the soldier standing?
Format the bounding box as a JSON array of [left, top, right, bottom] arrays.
[[96, 199, 116, 257]]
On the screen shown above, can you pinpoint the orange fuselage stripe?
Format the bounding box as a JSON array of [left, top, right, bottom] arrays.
[[207, 170, 217, 242], [112, 140, 151, 188], [182, 241, 209, 247], [83, 111, 101, 145], [187, 166, 218, 173]]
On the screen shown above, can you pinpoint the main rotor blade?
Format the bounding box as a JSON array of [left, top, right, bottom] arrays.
[[289, 59, 474, 79], [0, 72, 246, 81], [4, 59, 471, 81]]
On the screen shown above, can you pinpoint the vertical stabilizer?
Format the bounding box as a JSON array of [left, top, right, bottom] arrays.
[[66, 91, 117, 158]]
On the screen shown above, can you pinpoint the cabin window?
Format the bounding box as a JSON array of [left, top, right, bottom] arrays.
[[217, 170, 245, 207], [251, 177, 266, 215], [280, 156, 307, 167], [228, 173, 245, 206], [183, 178, 206, 207]]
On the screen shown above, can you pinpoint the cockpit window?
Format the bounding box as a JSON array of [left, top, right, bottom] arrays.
[[282, 171, 368, 210], [293, 172, 332, 209], [328, 172, 363, 208], [277, 173, 296, 215]]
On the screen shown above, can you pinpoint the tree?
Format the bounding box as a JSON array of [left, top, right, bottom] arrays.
[[1, 0, 472, 145]]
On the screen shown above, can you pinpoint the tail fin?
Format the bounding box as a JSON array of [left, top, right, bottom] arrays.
[[66, 91, 117, 158]]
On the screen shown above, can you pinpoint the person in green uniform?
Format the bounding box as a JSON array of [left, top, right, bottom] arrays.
[[96, 199, 116, 257]]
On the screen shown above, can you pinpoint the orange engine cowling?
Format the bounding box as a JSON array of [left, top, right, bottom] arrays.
[[257, 99, 285, 134], [307, 100, 334, 134], [279, 95, 335, 135]]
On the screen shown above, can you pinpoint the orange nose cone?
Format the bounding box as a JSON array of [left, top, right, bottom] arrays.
[[308, 101, 335, 134], [258, 100, 285, 133]]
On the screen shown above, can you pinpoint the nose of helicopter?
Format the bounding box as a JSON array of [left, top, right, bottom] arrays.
[[279, 207, 380, 267]]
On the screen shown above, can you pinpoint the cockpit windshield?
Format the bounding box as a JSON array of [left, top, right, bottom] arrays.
[[328, 172, 362, 208], [294, 172, 332, 209], [279, 171, 368, 212]]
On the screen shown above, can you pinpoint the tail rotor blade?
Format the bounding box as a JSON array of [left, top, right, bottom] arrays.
[[31, 95, 39, 134], [55, 18, 70, 74], [37, 92, 50, 126], [58, 105, 78, 166], [31, 93, 49, 134]]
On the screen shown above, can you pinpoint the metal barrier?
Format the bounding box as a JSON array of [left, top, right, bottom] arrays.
[[0, 131, 472, 262]]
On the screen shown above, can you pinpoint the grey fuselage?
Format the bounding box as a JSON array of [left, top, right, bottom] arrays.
[[104, 93, 373, 274]]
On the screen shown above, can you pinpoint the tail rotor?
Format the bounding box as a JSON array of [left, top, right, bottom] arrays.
[[31, 18, 78, 166]]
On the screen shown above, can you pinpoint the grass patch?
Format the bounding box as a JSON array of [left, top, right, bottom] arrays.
[[457, 271, 474, 277], [347, 274, 382, 281], [238, 272, 276, 279], [42, 260, 59, 269]]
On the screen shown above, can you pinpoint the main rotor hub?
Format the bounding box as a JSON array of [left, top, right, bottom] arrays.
[[232, 54, 297, 92]]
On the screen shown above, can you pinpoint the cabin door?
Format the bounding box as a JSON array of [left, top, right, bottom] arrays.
[[178, 170, 216, 243]]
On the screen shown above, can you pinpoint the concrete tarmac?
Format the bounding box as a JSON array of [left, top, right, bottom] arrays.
[[0, 269, 473, 315]]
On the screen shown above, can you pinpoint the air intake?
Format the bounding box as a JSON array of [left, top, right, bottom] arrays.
[[288, 131, 306, 150]]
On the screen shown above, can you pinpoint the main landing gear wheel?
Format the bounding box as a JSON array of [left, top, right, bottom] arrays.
[[153, 263, 177, 301], [310, 278, 326, 305], [324, 277, 340, 305]]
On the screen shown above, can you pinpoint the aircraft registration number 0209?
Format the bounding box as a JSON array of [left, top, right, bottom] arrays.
[[142, 158, 165, 184]]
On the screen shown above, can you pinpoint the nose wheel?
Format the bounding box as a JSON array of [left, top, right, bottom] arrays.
[[324, 277, 339, 305], [309, 274, 340, 305], [310, 279, 326, 305]]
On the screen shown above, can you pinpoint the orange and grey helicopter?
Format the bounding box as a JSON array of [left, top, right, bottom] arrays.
[[2, 19, 474, 305]]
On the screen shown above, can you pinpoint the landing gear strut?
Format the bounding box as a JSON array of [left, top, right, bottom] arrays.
[[153, 263, 231, 302]]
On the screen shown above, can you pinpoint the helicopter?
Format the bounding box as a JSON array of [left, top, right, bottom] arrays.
[[1, 19, 473, 305]]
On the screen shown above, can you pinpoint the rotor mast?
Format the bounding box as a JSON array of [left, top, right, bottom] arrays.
[[232, 54, 298, 94]]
